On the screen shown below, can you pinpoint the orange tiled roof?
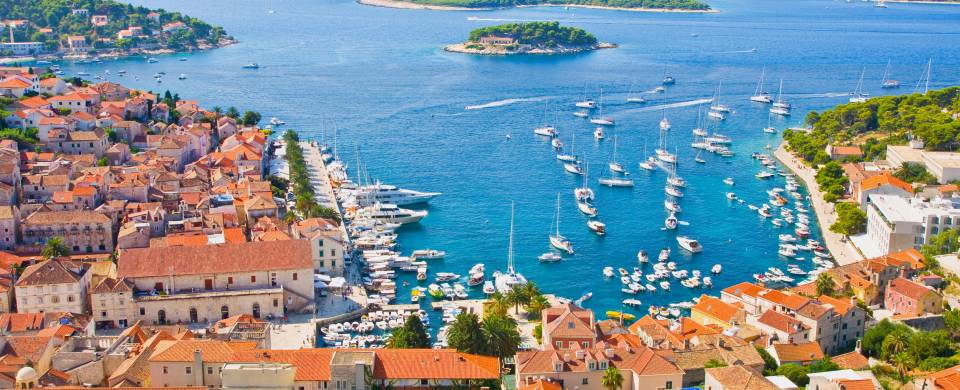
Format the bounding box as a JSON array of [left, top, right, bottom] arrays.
[[884, 248, 925, 270], [888, 277, 937, 301], [373, 349, 500, 380], [757, 310, 808, 334], [119, 240, 313, 278], [770, 342, 823, 363], [519, 380, 562, 390], [918, 364, 960, 390], [0, 313, 44, 333], [831, 350, 869, 370], [691, 295, 741, 323], [0, 78, 30, 89], [861, 172, 913, 194], [837, 379, 878, 390], [817, 295, 856, 316], [722, 281, 764, 299]]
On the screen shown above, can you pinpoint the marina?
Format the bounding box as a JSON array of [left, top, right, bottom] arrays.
[[65, 0, 960, 332]]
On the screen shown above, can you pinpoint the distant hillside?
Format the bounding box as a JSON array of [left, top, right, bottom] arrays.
[[0, 0, 231, 54], [404, 0, 710, 10]]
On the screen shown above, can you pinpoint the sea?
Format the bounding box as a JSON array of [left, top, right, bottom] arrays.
[[41, 0, 960, 322]]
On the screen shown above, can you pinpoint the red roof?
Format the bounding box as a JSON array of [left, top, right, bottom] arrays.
[[888, 277, 937, 300], [860, 173, 912, 194]]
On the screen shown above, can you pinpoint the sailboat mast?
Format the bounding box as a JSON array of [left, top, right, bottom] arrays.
[[507, 201, 515, 273], [555, 193, 561, 237]]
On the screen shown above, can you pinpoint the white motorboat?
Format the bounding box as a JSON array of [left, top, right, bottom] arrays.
[[662, 75, 676, 85], [726, 192, 737, 200], [534, 126, 557, 137], [538, 252, 562, 262], [590, 89, 615, 126], [603, 267, 615, 278], [564, 163, 583, 175], [178, 73, 187, 80], [435, 272, 460, 282], [358, 203, 427, 224], [577, 201, 598, 217], [549, 194, 574, 254], [242, 62, 260, 69], [751, 66, 773, 103], [598, 177, 634, 187], [637, 250, 649, 263], [483, 281, 495, 294], [341, 181, 441, 206], [653, 86, 666, 93], [756, 171, 775, 179], [576, 100, 596, 109], [677, 236, 703, 253], [711, 264, 722, 274], [623, 299, 643, 307], [658, 248, 671, 262], [664, 200, 682, 213], [594, 127, 605, 140], [270, 117, 286, 126], [723, 177, 735, 186], [664, 213, 678, 230], [557, 152, 578, 162], [573, 111, 589, 118], [665, 186, 684, 198], [660, 281, 671, 290], [587, 219, 606, 235], [412, 249, 446, 260]]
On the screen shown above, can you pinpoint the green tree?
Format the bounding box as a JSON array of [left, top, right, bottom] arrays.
[[241, 110, 261, 126], [881, 328, 913, 360], [506, 285, 530, 315], [922, 227, 959, 265], [815, 272, 836, 297], [891, 352, 915, 382], [447, 312, 487, 355], [226, 106, 240, 118], [894, 162, 937, 185], [601, 366, 624, 390], [388, 315, 430, 348], [776, 364, 810, 387], [486, 292, 510, 318], [862, 319, 900, 358], [41, 237, 70, 259], [527, 294, 551, 320], [704, 359, 727, 368], [808, 357, 840, 373], [756, 346, 779, 375], [481, 314, 521, 359], [830, 202, 867, 236]]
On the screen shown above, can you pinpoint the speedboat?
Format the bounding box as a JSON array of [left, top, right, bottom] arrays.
[[590, 117, 615, 126], [538, 252, 562, 262], [482, 281, 495, 294], [723, 177, 735, 186], [664, 213, 678, 230], [594, 127, 605, 140], [677, 236, 702, 253], [662, 75, 676, 85], [587, 220, 606, 235], [658, 248, 671, 262], [598, 177, 634, 187], [711, 264, 722, 274], [242, 62, 260, 69], [412, 249, 446, 260]]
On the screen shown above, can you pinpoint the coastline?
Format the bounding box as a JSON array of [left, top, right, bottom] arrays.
[[356, 0, 716, 12], [444, 42, 616, 55], [774, 143, 864, 266], [885, 0, 960, 4], [0, 38, 237, 65]]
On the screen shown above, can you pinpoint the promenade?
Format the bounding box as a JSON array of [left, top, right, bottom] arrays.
[[774, 144, 864, 266]]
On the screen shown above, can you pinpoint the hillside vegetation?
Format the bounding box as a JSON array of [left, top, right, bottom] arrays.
[[411, 0, 710, 10], [468, 22, 597, 48]]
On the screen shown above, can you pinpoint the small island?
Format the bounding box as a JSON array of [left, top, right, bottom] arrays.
[[0, 0, 234, 62], [445, 22, 615, 55], [358, 0, 712, 12]]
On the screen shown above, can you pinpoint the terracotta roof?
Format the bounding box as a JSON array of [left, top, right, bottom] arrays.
[[884, 248, 925, 270], [37, 324, 76, 339], [917, 364, 960, 390], [888, 277, 937, 301], [830, 145, 863, 156], [16, 259, 84, 287], [0, 78, 30, 89], [213, 314, 265, 332], [837, 379, 878, 390], [758, 290, 811, 311], [817, 295, 857, 316], [17, 96, 49, 108], [24, 210, 111, 225], [373, 349, 500, 380], [0, 313, 45, 333], [832, 350, 870, 370], [149, 340, 258, 362], [3, 336, 51, 363], [706, 365, 780, 390], [770, 342, 823, 363], [861, 173, 913, 194], [757, 310, 808, 334], [517, 345, 681, 377], [722, 282, 765, 299], [543, 303, 594, 340], [519, 379, 563, 390], [119, 240, 313, 278], [92, 277, 133, 294], [692, 295, 741, 323]]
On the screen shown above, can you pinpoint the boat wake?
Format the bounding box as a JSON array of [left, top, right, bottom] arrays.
[[790, 92, 850, 99], [704, 49, 758, 55], [616, 98, 713, 114], [465, 96, 551, 110]]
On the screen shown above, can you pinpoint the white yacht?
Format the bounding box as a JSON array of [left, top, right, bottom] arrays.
[[638, 250, 649, 263], [534, 125, 557, 137], [665, 186, 684, 198], [664, 200, 682, 213], [357, 203, 427, 224], [677, 236, 703, 253], [609, 136, 625, 174], [577, 201, 598, 217], [598, 177, 634, 187], [342, 182, 441, 206], [849, 67, 869, 103], [751, 66, 773, 103], [770, 79, 791, 116], [587, 219, 606, 235], [574, 166, 595, 202], [709, 81, 732, 112], [594, 127, 605, 140], [590, 89, 615, 126], [564, 163, 583, 175], [664, 213, 678, 230], [881, 60, 900, 88], [495, 202, 528, 293]]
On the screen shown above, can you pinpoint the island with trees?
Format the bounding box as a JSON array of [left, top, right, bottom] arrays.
[[445, 22, 615, 55], [358, 0, 711, 12], [0, 0, 234, 60]]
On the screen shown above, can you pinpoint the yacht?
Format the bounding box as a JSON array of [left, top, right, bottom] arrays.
[[577, 201, 598, 217], [637, 250, 649, 263], [357, 203, 428, 224], [534, 125, 557, 137], [538, 252, 562, 262], [495, 202, 528, 293], [609, 136, 625, 174], [664, 213, 678, 230], [626, 80, 646, 103], [723, 177, 735, 186], [590, 89, 615, 126], [659, 115, 671, 131], [770, 79, 791, 116], [665, 186, 684, 198], [677, 236, 702, 253], [751, 66, 773, 103], [242, 62, 260, 69], [412, 249, 446, 260], [564, 163, 583, 175], [664, 200, 682, 213], [549, 194, 574, 254], [709, 81, 732, 112], [662, 75, 676, 85], [658, 248, 671, 262], [341, 182, 441, 206], [594, 127, 605, 140]]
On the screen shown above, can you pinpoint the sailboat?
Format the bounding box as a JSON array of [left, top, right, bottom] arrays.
[[590, 88, 615, 126], [770, 79, 791, 116], [880, 61, 900, 89], [659, 111, 671, 131], [763, 114, 776, 134], [639, 141, 656, 171], [549, 194, 574, 254], [575, 83, 596, 109], [849, 67, 869, 103], [694, 149, 706, 164], [914, 59, 932, 95], [575, 164, 595, 201], [609, 136, 625, 174], [626, 80, 646, 103], [750, 66, 773, 103], [655, 123, 677, 164], [495, 202, 528, 292], [533, 100, 557, 137], [709, 81, 731, 113], [557, 133, 577, 162]]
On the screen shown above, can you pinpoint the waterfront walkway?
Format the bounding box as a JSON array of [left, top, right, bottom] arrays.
[[774, 144, 864, 266]]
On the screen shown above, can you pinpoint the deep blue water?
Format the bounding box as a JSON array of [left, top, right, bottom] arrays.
[[46, 0, 960, 318]]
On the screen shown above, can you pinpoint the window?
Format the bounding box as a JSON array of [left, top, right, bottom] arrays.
[[251, 275, 256, 283], [51, 296, 60, 304], [273, 298, 279, 307], [567, 321, 575, 329], [101, 311, 107, 317], [163, 366, 168, 374], [221, 305, 229, 319], [140, 307, 145, 315], [185, 366, 192, 374], [207, 367, 213, 375], [293, 273, 298, 281], [252, 303, 261, 319], [228, 277, 233, 284], [582, 341, 589, 348], [555, 341, 562, 349], [582, 378, 588, 385], [666, 381, 673, 389]]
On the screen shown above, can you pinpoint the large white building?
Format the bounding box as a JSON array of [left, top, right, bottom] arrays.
[[887, 144, 960, 184], [865, 194, 960, 255]]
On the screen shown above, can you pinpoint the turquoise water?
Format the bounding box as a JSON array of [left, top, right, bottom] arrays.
[[50, 0, 960, 317]]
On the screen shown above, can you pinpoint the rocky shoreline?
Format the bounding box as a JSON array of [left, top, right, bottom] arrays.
[[357, 0, 715, 12], [0, 37, 237, 64], [444, 42, 616, 55]]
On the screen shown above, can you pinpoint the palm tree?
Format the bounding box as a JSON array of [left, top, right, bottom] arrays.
[[815, 273, 835, 297], [892, 352, 914, 382], [487, 292, 510, 318], [506, 285, 531, 315], [447, 313, 486, 355], [601, 366, 623, 390], [527, 294, 551, 320], [884, 330, 911, 359], [481, 314, 521, 359], [41, 237, 70, 259]]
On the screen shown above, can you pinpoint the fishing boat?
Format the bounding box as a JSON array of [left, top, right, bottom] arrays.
[[538, 252, 562, 262], [677, 236, 702, 253], [587, 219, 606, 235], [598, 177, 635, 187], [549, 194, 574, 254], [609, 136, 625, 173], [751, 66, 773, 103], [770, 79, 791, 116], [590, 89, 615, 126], [881, 60, 900, 88], [849, 67, 869, 103]]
